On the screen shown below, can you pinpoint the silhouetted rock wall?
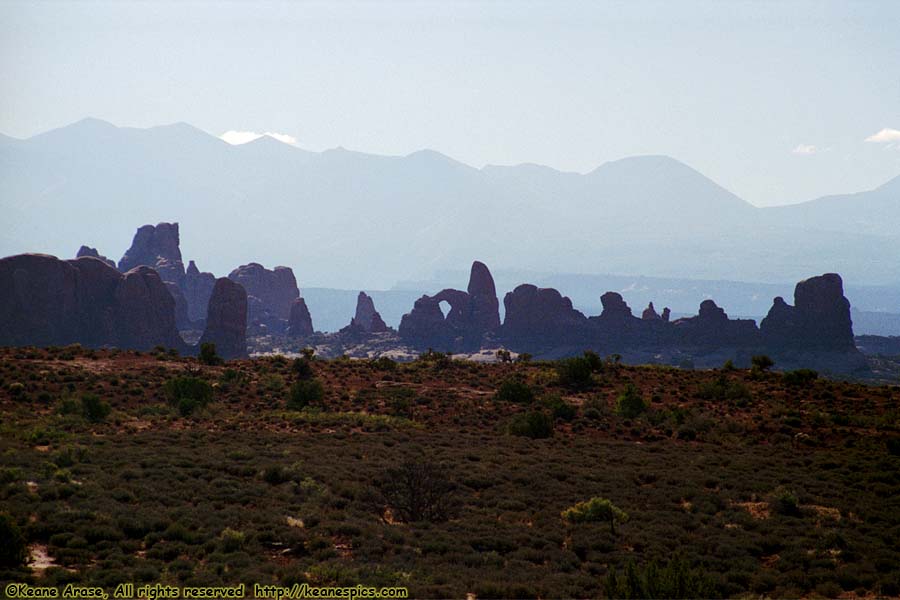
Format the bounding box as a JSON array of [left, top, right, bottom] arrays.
[[199, 278, 248, 359]]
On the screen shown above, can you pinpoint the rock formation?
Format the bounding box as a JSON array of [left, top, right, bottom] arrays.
[[0, 254, 184, 351], [467, 261, 501, 333], [661, 307, 671, 322], [287, 298, 315, 338], [641, 302, 660, 320], [500, 284, 588, 349], [117, 223, 217, 327], [761, 273, 855, 352], [182, 260, 216, 323], [118, 222, 186, 286], [672, 299, 760, 348], [199, 278, 248, 359], [342, 292, 388, 334], [398, 261, 501, 350], [228, 263, 300, 331], [76, 245, 116, 269]]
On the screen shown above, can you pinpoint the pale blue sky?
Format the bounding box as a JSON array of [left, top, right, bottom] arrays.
[[1, 0, 898, 206]]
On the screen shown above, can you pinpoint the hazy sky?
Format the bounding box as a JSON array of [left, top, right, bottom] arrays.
[[1, 0, 898, 207]]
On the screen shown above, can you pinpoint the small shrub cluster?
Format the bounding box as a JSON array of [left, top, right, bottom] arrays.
[[162, 376, 214, 416]]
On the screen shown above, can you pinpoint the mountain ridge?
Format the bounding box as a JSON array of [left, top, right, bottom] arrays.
[[1, 118, 898, 288]]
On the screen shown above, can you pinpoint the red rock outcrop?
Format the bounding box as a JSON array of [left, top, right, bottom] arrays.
[[199, 278, 248, 359], [500, 284, 588, 349], [343, 292, 388, 333], [228, 263, 299, 330], [76, 245, 116, 269], [183, 260, 216, 323], [287, 298, 315, 338], [118, 222, 186, 286], [761, 273, 855, 352], [398, 261, 501, 350], [0, 254, 184, 351]]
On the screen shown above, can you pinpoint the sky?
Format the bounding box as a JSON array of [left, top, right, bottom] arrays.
[[1, 0, 898, 207]]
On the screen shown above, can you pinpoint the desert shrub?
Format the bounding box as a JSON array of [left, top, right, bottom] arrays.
[[198, 342, 223, 366], [419, 348, 452, 368], [783, 369, 818, 386], [80, 393, 111, 423], [583, 350, 604, 372], [616, 384, 647, 419], [508, 411, 554, 439], [516, 353, 533, 363], [494, 379, 535, 405], [556, 356, 594, 389], [7, 382, 25, 398], [604, 556, 718, 599], [542, 394, 577, 421], [376, 461, 458, 523], [722, 359, 736, 371], [219, 528, 245, 552], [57, 397, 80, 415], [751, 354, 775, 372], [385, 387, 415, 417], [370, 356, 397, 372], [287, 379, 325, 410], [495, 349, 512, 363], [562, 497, 628, 534], [291, 357, 314, 380], [162, 376, 214, 416], [0, 513, 27, 568], [773, 488, 801, 517], [696, 376, 752, 403]]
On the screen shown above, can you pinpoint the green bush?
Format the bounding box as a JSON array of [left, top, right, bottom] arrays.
[[696, 376, 752, 403], [494, 379, 535, 405], [604, 556, 718, 599], [0, 513, 27, 568], [508, 411, 553, 439], [616, 384, 647, 419], [162, 376, 214, 416], [287, 379, 325, 410], [783, 369, 818, 386], [292, 357, 314, 380], [773, 488, 801, 517], [751, 354, 775, 372], [370, 356, 397, 372], [80, 393, 111, 423], [556, 356, 594, 389], [198, 342, 223, 366], [542, 394, 577, 421], [562, 497, 628, 534]]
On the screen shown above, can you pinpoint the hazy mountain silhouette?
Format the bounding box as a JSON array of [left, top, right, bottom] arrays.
[[1, 118, 898, 288]]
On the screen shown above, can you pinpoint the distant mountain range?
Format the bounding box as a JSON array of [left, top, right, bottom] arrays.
[[2, 118, 899, 291]]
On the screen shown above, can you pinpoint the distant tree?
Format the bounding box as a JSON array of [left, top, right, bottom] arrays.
[[508, 411, 554, 439], [163, 376, 214, 416], [516, 353, 533, 363], [495, 379, 535, 405], [291, 357, 314, 380], [782, 368, 818, 386], [300, 347, 316, 361], [615, 384, 647, 419], [751, 354, 775, 372], [722, 359, 736, 371], [287, 379, 325, 410], [199, 342, 223, 366], [583, 350, 604, 372], [562, 497, 628, 534], [376, 461, 458, 523], [556, 356, 594, 389], [80, 393, 111, 423], [495, 349, 512, 363]]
